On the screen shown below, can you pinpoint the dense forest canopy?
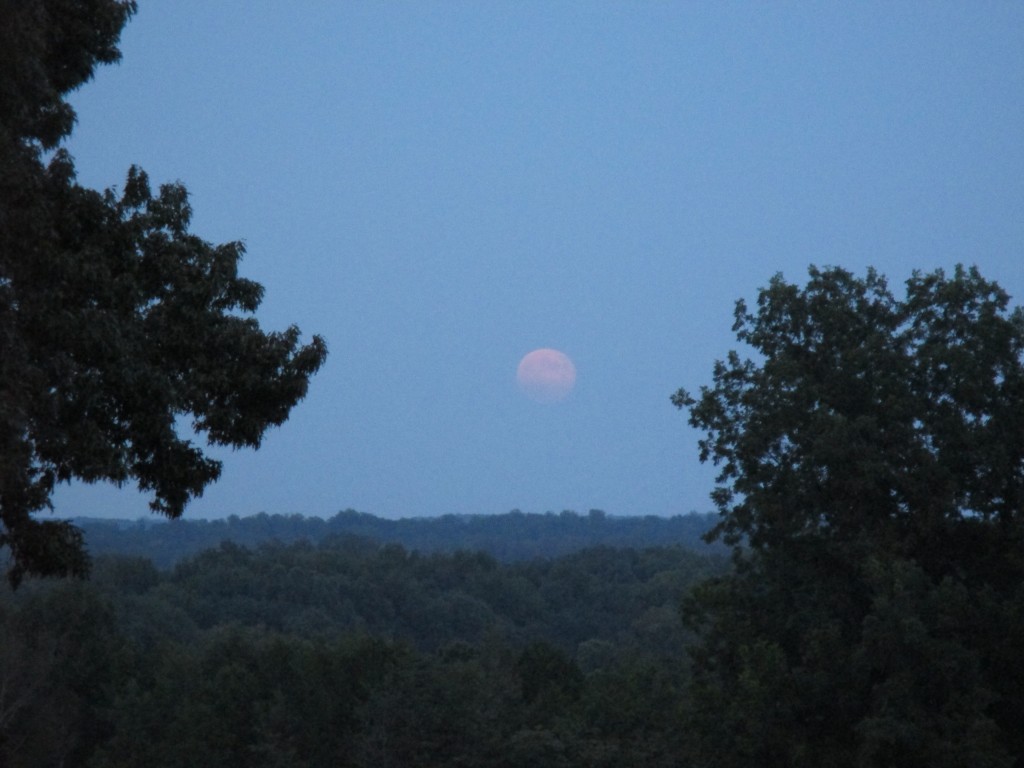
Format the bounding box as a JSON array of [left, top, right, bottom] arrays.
[[75, 508, 723, 568], [0, 538, 726, 767]]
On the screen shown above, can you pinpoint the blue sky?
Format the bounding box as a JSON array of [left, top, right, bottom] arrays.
[[55, 2, 1024, 521]]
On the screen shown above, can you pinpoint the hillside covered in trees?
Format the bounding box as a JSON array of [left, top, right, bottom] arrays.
[[76, 509, 723, 569], [1, 537, 726, 767]]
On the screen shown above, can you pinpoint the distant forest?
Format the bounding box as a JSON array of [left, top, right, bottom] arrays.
[[1, 522, 727, 767], [76, 509, 724, 569]]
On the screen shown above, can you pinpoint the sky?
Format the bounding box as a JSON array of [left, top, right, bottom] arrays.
[[54, 2, 1024, 522]]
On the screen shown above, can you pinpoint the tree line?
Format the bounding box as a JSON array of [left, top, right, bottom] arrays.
[[76, 508, 723, 569], [0, 538, 726, 767]]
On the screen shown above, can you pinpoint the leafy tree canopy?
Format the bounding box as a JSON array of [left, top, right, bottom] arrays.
[[0, 0, 327, 585], [674, 265, 1024, 766]]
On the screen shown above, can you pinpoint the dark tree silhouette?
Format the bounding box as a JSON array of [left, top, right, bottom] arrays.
[[0, 0, 327, 585], [674, 265, 1024, 766]]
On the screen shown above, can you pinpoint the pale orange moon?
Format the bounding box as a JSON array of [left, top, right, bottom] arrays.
[[516, 348, 577, 403]]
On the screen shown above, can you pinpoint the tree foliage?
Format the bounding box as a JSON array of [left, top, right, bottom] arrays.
[[76, 508, 721, 569], [0, 540, 715, 767], [674, 265, 1024, 766], [0, 1, 327, 585]]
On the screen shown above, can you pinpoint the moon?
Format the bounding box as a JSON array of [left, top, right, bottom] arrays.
[[516, 348, 577, 403]]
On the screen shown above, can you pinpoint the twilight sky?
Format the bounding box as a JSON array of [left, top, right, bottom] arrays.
[[55, 2, 1023, 521]]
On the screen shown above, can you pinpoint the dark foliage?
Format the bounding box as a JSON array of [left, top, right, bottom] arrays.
[[0, 0, 327, 585], [77, 508, 722, 568], [675, 265, 1024, 767], [0, 540, 723, 767], [114, 536, 723, 655]]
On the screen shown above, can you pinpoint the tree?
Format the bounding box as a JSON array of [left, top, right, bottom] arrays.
[[0, 0, 327, 585], [0, 580, 121, 767], [673, 265, 1023, 766]]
